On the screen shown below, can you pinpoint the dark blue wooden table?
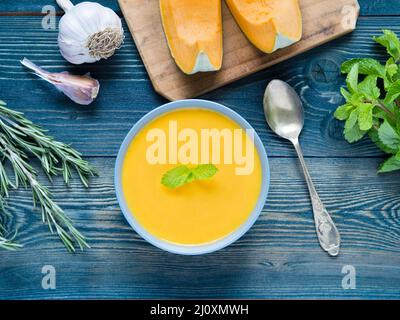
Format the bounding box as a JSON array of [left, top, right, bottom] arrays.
[[0, 0, 399, 299]]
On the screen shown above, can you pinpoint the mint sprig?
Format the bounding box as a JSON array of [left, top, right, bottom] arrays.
[[161, 164, 218, 189], [334, 29, 400, 173]]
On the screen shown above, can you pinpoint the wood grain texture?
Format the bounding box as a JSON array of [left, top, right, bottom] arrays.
[[0, 157, 400, 299], [1, 16, 398, 158], [119, 0, 360, 100], [0, 0, 397, 16]]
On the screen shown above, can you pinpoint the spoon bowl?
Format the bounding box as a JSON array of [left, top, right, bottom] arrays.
[[263, 80, 304, 141]]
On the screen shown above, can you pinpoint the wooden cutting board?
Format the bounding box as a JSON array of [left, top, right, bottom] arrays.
[[119, 0, 360, 101]]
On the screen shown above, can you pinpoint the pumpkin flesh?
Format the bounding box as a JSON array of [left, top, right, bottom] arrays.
[[225, 0, 302, 53], [160, 0, 223, 74]]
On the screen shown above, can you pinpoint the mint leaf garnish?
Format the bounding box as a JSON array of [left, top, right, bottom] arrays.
[[191, 164, 219, 180], [161, 165, 192, 189], [161, 164, 218, 189]]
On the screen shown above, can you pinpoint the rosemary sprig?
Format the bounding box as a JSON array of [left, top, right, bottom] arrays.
[[0, 233, 22, 251], [0, 100, 97, 252]]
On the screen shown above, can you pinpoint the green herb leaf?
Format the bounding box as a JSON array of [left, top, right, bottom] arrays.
[[378, 155, 400, 173], [358, 75, 381, 101], [383, 58, 399, 89], [378, 120, 400, 150], [369, 129, 397, 154], [344, 124, 366, 143], [385, 58, 398, 78], [162, 164, 218, 189], [384, 80, 400, 104], [191, 164, 219, 180], [374, 30, 400, 62], [334, 103, 353, 121], [358, 103, 374, 131], [345, 109, 358, 130], [161, 165, 192, 189], [340, 87, 352, 102], [344, 109, 367, 143], [346, 63, 359, 93], [341, 58, 385, 77]]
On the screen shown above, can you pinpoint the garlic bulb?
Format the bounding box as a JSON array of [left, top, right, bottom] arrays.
[[56, 0, 124, 64]]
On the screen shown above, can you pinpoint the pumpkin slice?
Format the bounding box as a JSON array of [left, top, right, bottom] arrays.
[[225, 0, 302, 53], [160, 0, 223, 75]]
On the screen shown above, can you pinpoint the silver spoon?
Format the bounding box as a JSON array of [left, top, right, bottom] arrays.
[[263, 79, 341, 256]]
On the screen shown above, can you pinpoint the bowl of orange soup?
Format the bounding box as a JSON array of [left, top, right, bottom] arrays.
[[115, 99, 270, 255]]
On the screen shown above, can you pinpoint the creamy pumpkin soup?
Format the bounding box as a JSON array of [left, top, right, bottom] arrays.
[[122, 108, 262, 245]]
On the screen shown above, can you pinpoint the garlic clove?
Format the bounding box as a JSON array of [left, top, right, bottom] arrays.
[[51, 72, 100, 106], [21, 58, 100, 106]]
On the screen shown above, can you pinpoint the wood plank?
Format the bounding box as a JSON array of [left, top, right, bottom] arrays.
[[0, 16, 396, 158], [0, 157, 399, 299], [356, 0, 400, 16], [0, 0, 397, 17], [119, 0, 360, 100]]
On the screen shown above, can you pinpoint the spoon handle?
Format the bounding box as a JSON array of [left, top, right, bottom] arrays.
[[291, 139, 341, 256]]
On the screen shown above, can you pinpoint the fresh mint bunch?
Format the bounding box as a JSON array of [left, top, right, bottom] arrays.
[[335, 30, 400, 173]]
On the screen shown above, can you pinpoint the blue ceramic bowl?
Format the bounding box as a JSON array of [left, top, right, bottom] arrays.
[[115, 99, 270, 255]]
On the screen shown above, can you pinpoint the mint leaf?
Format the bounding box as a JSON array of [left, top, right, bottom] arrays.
[[374, 30, 400, 62], [346, 63, 359, 93], [369, 129, 397, 154], [349, 92, 366, 106], [378, 120, 400, 150], [385, 58, 398, 78], [358, 75, 381, 100], [378, 155, 400, 173], [396, 150, 400, 161], [191, 164, 219, 180], [384, 80, 400, 104], [341, 58, 385, 77], [161, 164, 218, 189], [161, 165, 192, 189], [340, 87, 352, 102], [383, 58, 399, 89], [345, 109, 358, 130], [334, 103, 353, 120], [344, 124, 366, 143], [358, 103, 374, 131], [344, 109, 366, 143]]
